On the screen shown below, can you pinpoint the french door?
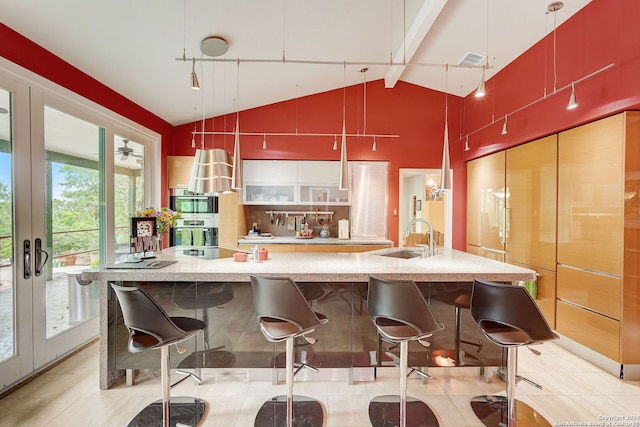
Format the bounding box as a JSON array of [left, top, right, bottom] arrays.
[[0, 77, 102, 389]]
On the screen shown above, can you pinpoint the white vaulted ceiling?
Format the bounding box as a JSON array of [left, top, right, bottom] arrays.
[[0, 0, 590, 126]]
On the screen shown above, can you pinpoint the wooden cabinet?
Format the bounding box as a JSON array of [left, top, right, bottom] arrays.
[[218, 191, 246, 247], [505, 135, 557, 271], [465, 112, 640, 371], [467, 136, 558, 326], [556, 112, 640, 367], [466, 151, 506, 258], [557, 114, 624, 275], [467, 151, 506, 260], [167, 156, 194, 189], [505, 135, 558, 326]]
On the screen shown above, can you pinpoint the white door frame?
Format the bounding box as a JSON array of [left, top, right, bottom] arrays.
[[398, 168, 453, 249]]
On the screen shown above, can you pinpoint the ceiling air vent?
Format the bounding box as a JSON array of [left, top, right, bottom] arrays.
[[458, 52, 486, 67]]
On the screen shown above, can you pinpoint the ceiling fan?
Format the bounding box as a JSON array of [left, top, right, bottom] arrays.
[[116, 139, 143, 161]]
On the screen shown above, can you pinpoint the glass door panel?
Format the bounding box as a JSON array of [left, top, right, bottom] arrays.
[[113, 136, 145, 261], [0, 88, 14, 364], [0, 77, 33, 387], [40, 106, 100, 343]]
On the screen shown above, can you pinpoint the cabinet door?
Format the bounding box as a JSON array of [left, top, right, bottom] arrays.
[[466, 151, 506, 253], [167, 156, 194, 189], [243, 160, 297, 183], [505, 135, 557, 270], [297, 161, 340, 183], [557, 114, 623, 275]]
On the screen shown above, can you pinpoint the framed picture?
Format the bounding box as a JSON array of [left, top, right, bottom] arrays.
[[131, 217, 156, 237]]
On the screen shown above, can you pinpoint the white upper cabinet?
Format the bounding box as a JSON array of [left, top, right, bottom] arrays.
[[243, 160, 349, 205]]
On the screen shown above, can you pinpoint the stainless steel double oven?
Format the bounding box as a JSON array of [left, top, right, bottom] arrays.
[[169, 189, 218, 247]]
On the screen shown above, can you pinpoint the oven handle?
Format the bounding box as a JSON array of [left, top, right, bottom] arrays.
[[178, 195, 210, 200]]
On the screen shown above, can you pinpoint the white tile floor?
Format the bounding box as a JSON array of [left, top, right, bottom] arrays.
[[1, 340, 639, 426]]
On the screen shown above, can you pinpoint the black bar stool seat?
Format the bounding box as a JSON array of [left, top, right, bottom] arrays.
[[367, 275, 444, 427], [111, 284, 207, 427], [470, 279, 558, 427], [250, 275, 328, 427]]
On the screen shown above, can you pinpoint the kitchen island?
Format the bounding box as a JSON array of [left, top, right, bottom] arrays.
[[83, 247, 535, 389]]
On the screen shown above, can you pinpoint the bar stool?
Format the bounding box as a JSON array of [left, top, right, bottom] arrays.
[[111, 284, 207, 427], [367, 275, 444, 427], [470, 279, 558, 427], [249, 275, 328, 427]]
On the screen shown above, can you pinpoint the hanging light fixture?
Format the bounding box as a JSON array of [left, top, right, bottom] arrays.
[[339, 64, 349, 190], [339, 121, 348, 190], [332, 135, 338, 150], [501, 115, 508, 135], [262, 134, 267, 150], [231, 114, 243, 190], [567, 82, 578, 109], [187, 48, 233, 193], [440, 65, 452, 190], [188, 148, 232, 193], [372, 136, 377, 152], [190, 58, 200, 90], [231, 59, 243, 190], [475, 1, 489, 98], [475, 65, 486, 98], [465, 134, 470, 151]]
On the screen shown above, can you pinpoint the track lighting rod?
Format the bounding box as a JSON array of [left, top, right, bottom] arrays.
[[191, 131, 399, 138], [467, 62, 614, 139], [177, 56, 491, 70]]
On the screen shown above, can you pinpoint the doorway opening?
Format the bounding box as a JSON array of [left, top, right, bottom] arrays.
[[398, 168, 452, 249]]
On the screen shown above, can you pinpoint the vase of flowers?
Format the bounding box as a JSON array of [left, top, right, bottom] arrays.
[[133, 207, 181, 251]]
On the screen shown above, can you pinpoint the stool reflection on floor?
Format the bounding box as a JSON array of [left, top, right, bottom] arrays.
[[250, 275, 328, 427], [367, 275, 444, 427]]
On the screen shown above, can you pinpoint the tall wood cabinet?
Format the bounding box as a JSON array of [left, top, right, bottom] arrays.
[[466, 137, 558, 326], [505, 135, 558, 327], [466, 151, 506, 262], [556, 112, 640, 368]]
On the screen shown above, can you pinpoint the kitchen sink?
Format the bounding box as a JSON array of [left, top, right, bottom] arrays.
[[377, 249, 422, 259]]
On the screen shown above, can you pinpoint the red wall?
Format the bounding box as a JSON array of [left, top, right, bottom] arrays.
[[172, 80, 464, 248], [4, 0, 636, 249], [463, 0, 640, 159], [0, 23, 174, 205]]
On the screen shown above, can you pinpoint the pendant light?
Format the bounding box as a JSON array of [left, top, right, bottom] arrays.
[[440, 65, 452, 190], [187, 54, 233, 193], [190, 58, 200, 90], [567, 82, 578, 109], [339, 64, 349, 190], [475, 65, 486, 98], [188, 148, 232, 193], [231, 60, 243, 190], [501, 115, 508, 135], [231, 114, 242, 190], [339, 121, 348, 190]]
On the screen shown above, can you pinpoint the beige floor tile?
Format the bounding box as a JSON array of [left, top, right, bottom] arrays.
[[2, 340, 640, 426]]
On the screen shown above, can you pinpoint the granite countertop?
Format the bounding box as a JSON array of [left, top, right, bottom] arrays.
[[237, 236, 394, 245], [82, 247, 535, 283]]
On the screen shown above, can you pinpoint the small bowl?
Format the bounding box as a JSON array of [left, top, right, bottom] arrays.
[[233, 252, 248, 262]]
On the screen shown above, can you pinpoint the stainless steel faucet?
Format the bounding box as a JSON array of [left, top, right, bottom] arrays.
[[403, 218, 436, 258]]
